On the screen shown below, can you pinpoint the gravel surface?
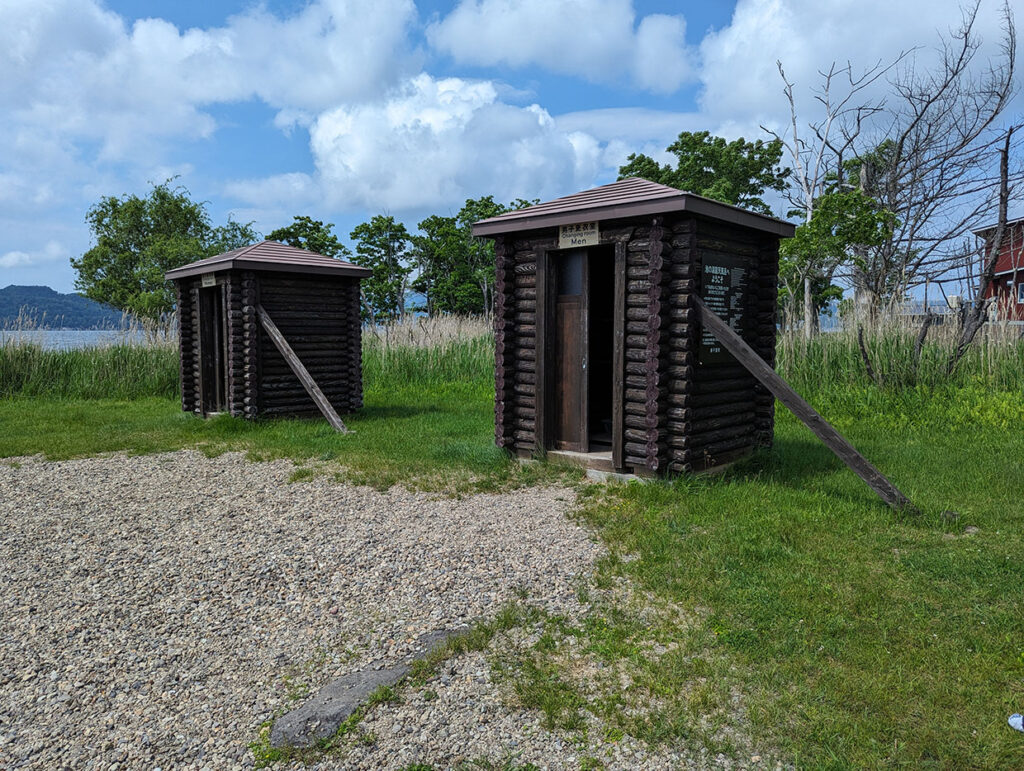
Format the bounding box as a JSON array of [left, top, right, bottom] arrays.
[[0, 451, 756, 769]]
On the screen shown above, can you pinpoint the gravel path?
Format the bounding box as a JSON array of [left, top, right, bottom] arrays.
[[0, 451, 745, 770]]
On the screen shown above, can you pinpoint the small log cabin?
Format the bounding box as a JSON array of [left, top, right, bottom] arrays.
[[977, 215, 1024, 321], [473, 177, 795, 475], [165, 241, 370, 420]]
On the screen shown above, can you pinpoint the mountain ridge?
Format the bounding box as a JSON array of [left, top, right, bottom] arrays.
[[0, 285, 128, 329]]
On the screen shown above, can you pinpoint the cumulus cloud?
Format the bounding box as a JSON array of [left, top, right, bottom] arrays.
[[698, 0, 1018, 134], [427, 0, 694, 93], [0, 0, 418, 161], [0, 241, 66, 269], [231, 74, 605, 213]]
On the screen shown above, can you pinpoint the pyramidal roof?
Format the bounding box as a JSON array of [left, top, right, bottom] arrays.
[[472, 177, 794, 237], [165, 240, 371, 280]]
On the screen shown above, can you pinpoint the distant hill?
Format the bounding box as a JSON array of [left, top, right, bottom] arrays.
[[0, 285, 128, 329]]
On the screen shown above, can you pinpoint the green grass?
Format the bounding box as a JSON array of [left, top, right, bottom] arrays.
[[0, 381, 568, 492], [0, 342, 179, 399], [563, 400, 1024, 767], [2, 330, 1023, 766]]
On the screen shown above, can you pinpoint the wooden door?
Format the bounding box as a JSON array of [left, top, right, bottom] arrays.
[[553, 249, 588, 451]]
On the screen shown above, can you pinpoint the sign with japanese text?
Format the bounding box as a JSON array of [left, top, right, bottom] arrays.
[[700, 255, 748, 364], [558, 221, 599, 249]]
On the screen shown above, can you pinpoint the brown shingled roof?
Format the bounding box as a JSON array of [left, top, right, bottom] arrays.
[[472, 177, 794, 238], [165, 240, 371, 280]]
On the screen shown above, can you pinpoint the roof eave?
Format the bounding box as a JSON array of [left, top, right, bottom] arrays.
[[472, 196, 795, 238], [165, 259, 371, 280]]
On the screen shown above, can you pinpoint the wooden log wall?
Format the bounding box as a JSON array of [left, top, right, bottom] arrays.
[[174, 284, 192, 415], [652, 218, 697, 473], [673, 219, 764, 472], [493, 237, 516, 449], [256, 274, 363, 418], [224, 274, 245, 417], [505, 233, 556, 451], [622, 223, 665, 470], [241, 270, 260, 419], [188, 282, 203, 414]]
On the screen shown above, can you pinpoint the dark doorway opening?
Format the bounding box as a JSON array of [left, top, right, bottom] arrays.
[[587, 247, 615, 450], [198, 285, 227, 414]]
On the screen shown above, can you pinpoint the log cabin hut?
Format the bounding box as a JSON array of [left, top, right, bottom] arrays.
[[165, 241, 370, 421], [473, 177, 795, 476]]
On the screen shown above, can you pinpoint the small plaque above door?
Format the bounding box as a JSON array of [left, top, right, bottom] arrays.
[[201, 273, 216, 288], [558, 222, 599, 249]]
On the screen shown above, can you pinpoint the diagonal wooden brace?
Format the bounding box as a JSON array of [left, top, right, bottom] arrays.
[[693, 295, 916, 513], [256, 304, 349, 434]]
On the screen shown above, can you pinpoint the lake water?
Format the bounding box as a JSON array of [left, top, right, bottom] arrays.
[[0, 329, 153, 349]]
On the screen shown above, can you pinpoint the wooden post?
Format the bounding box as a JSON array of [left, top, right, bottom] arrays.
[[693, 296, 916, 513], [256, 304, 349, 434]]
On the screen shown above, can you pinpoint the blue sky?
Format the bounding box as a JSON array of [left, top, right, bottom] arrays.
[[1, 0, 1018, 293]]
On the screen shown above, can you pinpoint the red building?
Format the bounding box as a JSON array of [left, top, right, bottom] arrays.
[[976, 216, 1024, 321]]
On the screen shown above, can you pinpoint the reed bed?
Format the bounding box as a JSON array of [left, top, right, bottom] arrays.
[[362, 315, 494, 389], [3, 310, 1021, 405], [778, 316, 1024, 393]]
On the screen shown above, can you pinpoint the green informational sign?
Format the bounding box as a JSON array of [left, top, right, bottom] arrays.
[[700, 254, 748, 364]]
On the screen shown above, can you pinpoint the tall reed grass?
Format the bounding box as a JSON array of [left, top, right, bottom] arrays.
[[777, 316, 1024, 392], [361, 315, 494, 389], [3, 311, 1020, 408]]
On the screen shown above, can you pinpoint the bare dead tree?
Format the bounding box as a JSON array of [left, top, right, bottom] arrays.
[[851, 1, 1019, 308], [764, 57, 903, 338], [948, 125, 1016, 372]]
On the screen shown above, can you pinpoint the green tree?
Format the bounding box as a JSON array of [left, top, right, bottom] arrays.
[[266, 215, 351, 259], [779, 189, 896, 331], [350, 215, 412, 321], [71, 180, 257, 321], [410, 214, 476, 315], [618, 131, 790, 215], [411, 196, 536, 316]]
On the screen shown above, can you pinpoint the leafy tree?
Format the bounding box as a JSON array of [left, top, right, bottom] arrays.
[[266, 215, 351, 259], [780, 189, 896, 331], [411, 196, 537, 316], [411, 214, 476, 315], [71, 180, 257, 321], [618, 130, 790, 215], [350, 215, 412, 321]]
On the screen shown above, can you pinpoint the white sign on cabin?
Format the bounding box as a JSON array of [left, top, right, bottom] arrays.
[[201, 273, 216, 288], [558, 221, 599, 249]]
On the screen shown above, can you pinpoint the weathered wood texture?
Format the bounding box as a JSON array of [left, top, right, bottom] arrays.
[[171, 269, 364, 423], [257, 304, 348, 432], [490, 212, 780, 476], [176, 282, 196, 414]]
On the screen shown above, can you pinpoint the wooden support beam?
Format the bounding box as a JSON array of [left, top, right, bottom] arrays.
[[693, 295, 916, 513], [256, 304, 349, 434]]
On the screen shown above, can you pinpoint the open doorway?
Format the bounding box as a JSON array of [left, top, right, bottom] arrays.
[[549, 244, 616, 455], [587, 248, 615, 450], [198, 285, 227, 414]]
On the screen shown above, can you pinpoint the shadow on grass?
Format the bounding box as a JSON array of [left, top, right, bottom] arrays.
[[708, 432, 910, 513]]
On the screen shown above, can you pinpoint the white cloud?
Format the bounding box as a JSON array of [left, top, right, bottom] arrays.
[[697, 0, 1018, 135], [231, 74, 606, 213], [0, 0, 419, 162], [427, 0, 694, 93], [0, 241, 66, 269]]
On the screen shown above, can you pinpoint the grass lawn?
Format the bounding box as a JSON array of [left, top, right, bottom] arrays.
[[0, 381, 568, 492], [2, 372, 1022, 766]]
